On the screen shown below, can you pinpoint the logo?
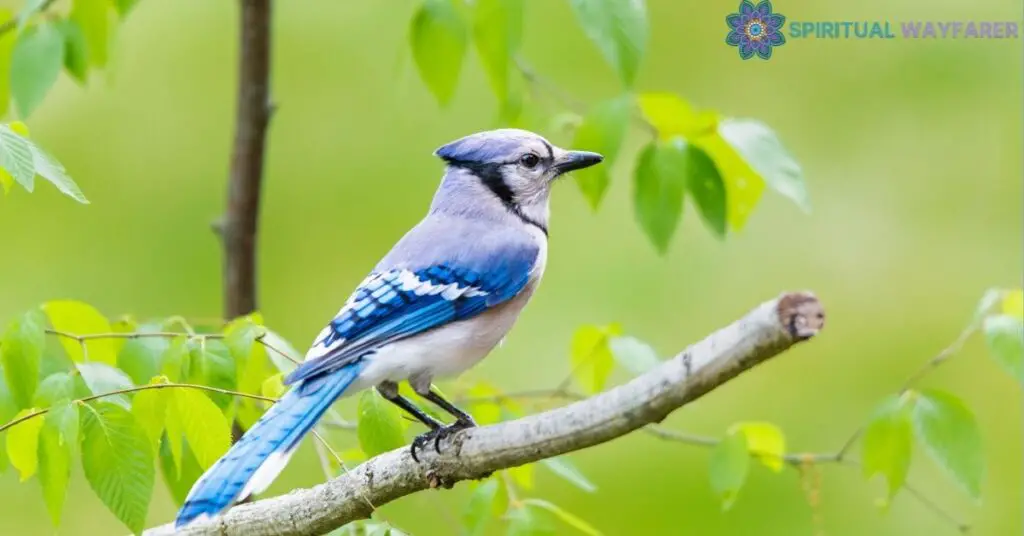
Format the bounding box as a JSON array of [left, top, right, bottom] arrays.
[[726, 1, 786, 59]]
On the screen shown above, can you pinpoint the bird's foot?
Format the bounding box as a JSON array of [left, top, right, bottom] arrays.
[[410, 419, 476, 463]]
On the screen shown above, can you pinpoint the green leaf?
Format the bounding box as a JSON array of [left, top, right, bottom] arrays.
[[167, 389, 231, 470], [521, 499, 602, 536], [0, 167, 11, 194], [27, 132, 88, 202], [694, 130, 765, 231], [233, 322, 283, 427], [77, 362, 133, 409], [6, 408, 43, 480], [37, 427, 71, 525], [158, 436, 205, 506], [682, 142, 727, 238], [571, 96, 631, 209], [131, 381, 168, 454], [1, 308, 47, 409], [58, 19, 89, 83], [33, 372, 76, 407], [43, 300, 115, 364], [357, 389, 406, 457], [540, 456, 597, 492], [190, 339, 237, 410], [0, 123, 87, 202], [163, 402, 183, 475], [718, 119, 808, 212], [569, 0, 647, 86], [114, 0, 139, 16], [608, 335, 660, 375], [729, 421, 786, 472], [0, 122, 29, 194], [463, 478, 501, 536], [224, 313, 266, 362], [261, 373, 285, 399], [0, 123, 35, 190], [637, 93, 699, 139], [38, 402, 76, 526], [708, 430, 749, 510], [410, 0, 468, 106], [0, 367, 18, 471], [1002, 289, 1024, 319], [984, 314, 1023, 383], [570, 324, 621, 394], [910, 389, 984, 500], [80, 402, 154, 534], [632, 140, 687, 253], [160, 336, 190, 382], [472, 0, 522, 105], [46, 400, 79, 446], [861, 395, 912, 505], [226, 314, 270, 421], [0, 9, 16, 119], [109, 316, 136, 358], [117, 324, 170, 386], [11, 22, 64, 118], [70, 0, 110, 69]]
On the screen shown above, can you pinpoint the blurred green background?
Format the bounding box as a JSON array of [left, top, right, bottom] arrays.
[[0, 0, 1021, 534]]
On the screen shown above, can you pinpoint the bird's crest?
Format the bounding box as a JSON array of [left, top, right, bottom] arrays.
[[434, 129, 552, 164]]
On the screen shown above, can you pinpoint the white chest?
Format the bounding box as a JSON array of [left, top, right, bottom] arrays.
[[350, 236, 547, 391]]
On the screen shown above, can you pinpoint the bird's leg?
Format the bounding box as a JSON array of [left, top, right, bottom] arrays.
[[408, 376, 477, 462], [420, 389, 477, 427], [376, 382, 444, 430]]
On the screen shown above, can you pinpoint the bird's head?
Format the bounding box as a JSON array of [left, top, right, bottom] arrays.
[[432, 129, 603, 229]]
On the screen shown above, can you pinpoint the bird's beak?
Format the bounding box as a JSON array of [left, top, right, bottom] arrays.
[[552, 150, 604, 175]]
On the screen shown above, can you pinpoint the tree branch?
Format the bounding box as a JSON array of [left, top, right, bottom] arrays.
[[145, 291, 825, 536], [220, 0, 275, 320]]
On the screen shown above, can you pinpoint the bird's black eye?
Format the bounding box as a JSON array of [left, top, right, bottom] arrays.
[[519, 153, 540, 169]]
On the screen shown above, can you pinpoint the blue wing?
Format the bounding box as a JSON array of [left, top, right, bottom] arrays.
[[283, 245, 538, 385]]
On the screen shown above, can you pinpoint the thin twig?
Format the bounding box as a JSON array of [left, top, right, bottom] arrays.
[[47, 329, 195, 341], [0, 382, 276, 434], [514, 56, 589, 113], [312, 426, 380, 515], [311, 433, 336, 479], [834, 322, 980, 460], [898, 322, 979, 391], [257, 337, 301, 365], [902, 481, 972, 534], [44, 328, 302, 366], [514, 56, 657, 136], [835, 459, 971, 533]]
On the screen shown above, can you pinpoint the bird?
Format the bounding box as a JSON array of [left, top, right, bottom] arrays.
[[174, 128, 604, 528]]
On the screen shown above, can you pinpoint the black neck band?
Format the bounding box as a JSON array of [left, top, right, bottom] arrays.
[[447, 162, 549, 236]]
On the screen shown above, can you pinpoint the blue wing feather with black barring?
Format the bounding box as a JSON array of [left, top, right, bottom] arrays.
[[284, 247, 537, 385]]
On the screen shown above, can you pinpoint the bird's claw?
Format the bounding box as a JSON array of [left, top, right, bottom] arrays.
[[410, 420, 475, 463]]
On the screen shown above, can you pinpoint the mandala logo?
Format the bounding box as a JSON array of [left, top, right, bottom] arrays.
[[726, 0, 786, 60]]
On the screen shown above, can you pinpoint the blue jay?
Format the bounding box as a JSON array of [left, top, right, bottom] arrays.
[[174, 129, 603, 527]]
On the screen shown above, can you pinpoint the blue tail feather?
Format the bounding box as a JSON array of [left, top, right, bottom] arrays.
[[174, 362, 364, 528]]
